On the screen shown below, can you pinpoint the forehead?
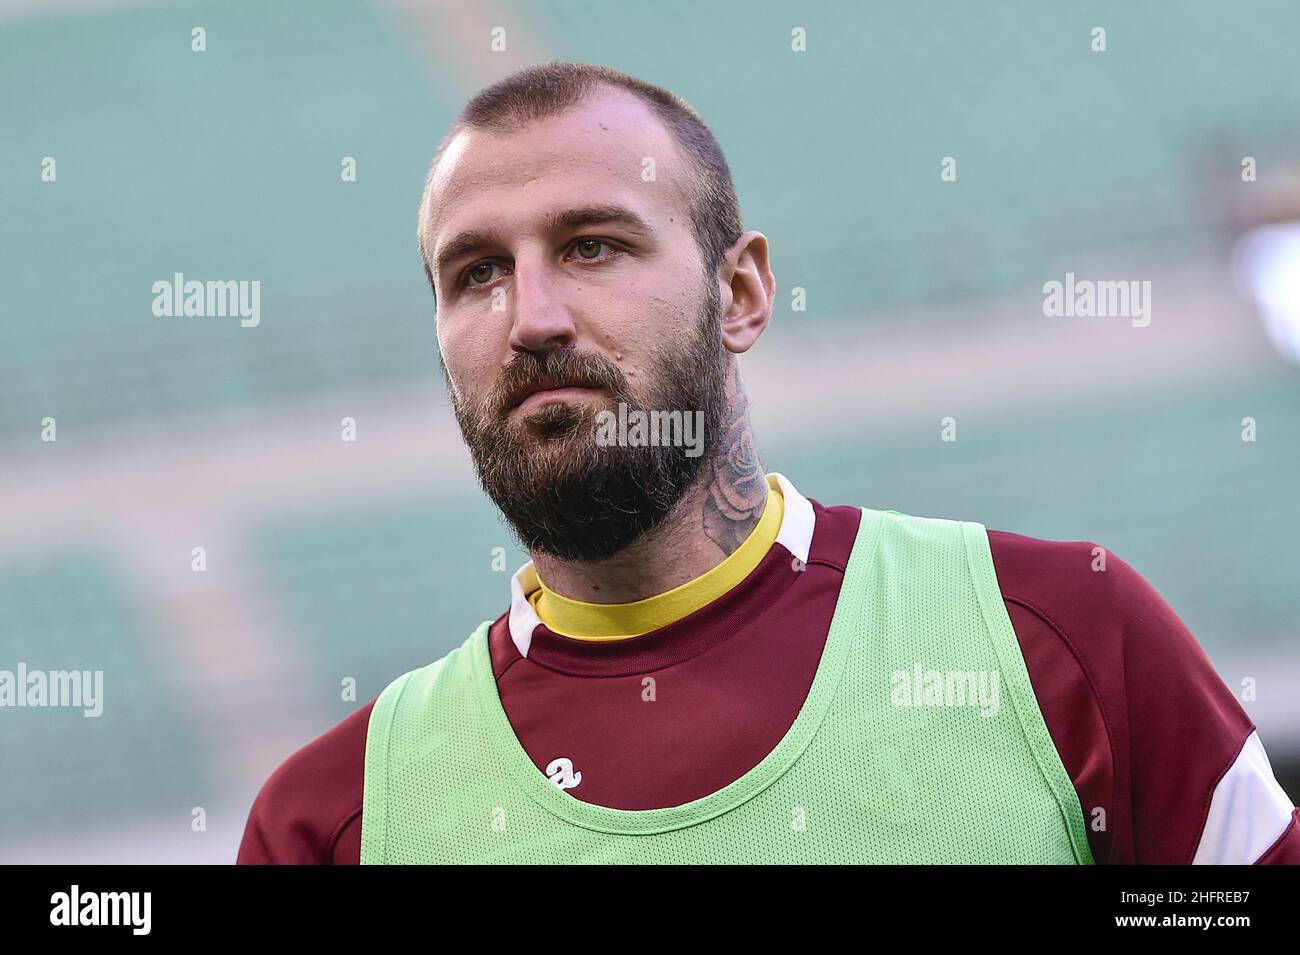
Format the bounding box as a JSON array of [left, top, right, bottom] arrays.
[[424, 89, 693, 247]]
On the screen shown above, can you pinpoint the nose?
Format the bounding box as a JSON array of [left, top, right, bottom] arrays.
[[507, 256, 578, 354]]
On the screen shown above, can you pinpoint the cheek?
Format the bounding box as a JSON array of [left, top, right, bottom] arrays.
[[438, 322, 499, 403], [594, 285, 702, 392]]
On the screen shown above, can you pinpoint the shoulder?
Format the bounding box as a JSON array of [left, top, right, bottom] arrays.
[[236, 701, 375, 865], [983, 527, 1296, 864], [984, 527, 1245, 715], [987, 529, 1172, 628], [238, 627, 498, 865]]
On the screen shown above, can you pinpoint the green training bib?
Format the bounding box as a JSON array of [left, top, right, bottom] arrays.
[[361, 507, 1094, 864]]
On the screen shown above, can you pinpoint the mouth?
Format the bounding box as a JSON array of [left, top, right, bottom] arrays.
[[510, 377, 607, 413]]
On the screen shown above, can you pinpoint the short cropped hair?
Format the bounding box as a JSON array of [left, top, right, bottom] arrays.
[[418, 60, 743, 298]]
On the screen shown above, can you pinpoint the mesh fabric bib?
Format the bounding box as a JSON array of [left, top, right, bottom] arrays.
[[360, 507, 1094, 864]]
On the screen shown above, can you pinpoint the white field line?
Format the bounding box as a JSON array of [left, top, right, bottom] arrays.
[[379, 0, 555, 91], [744, 269, 1277, 442]]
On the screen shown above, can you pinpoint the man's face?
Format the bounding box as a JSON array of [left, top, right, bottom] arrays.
[[422, 89, 730, 561]]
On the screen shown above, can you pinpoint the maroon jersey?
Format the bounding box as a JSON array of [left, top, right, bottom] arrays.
[[237, 480, 1300, 864]]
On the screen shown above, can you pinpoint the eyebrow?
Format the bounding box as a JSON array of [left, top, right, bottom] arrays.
[[431, 204, 657, 283]]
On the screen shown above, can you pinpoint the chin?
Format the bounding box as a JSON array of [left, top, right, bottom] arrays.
[[513, 401, 597, 441]]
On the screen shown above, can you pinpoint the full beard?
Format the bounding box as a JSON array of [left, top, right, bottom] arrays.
[[449, 285, 728, 563]]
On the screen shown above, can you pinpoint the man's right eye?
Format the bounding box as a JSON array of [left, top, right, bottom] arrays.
[[462, 262, 508, 289]]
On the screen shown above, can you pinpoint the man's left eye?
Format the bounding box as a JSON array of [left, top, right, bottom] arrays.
[[573, 239, 612, 260]]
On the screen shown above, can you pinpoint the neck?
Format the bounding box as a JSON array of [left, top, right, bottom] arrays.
[[530, 363, 768, 604]]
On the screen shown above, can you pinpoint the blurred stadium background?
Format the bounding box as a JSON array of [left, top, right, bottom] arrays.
[[1, 0, 1298, 862]]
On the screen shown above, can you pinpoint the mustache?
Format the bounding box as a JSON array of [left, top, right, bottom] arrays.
[[487, 347, 633, 417]]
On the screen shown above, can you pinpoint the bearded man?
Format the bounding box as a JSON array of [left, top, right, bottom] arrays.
[[239, 62, 1298, 865]]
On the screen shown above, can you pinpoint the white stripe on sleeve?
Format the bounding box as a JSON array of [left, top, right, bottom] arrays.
[[1192, 730, 1296, 864]]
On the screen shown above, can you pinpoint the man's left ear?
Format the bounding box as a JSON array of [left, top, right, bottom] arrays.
[[718, 231, 776, 354]]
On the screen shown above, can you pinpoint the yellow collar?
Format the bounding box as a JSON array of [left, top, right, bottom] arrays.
[[528, 475, 786, 640]]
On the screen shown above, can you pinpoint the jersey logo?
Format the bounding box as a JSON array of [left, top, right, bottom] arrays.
[[546, 757, 583, 791]]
